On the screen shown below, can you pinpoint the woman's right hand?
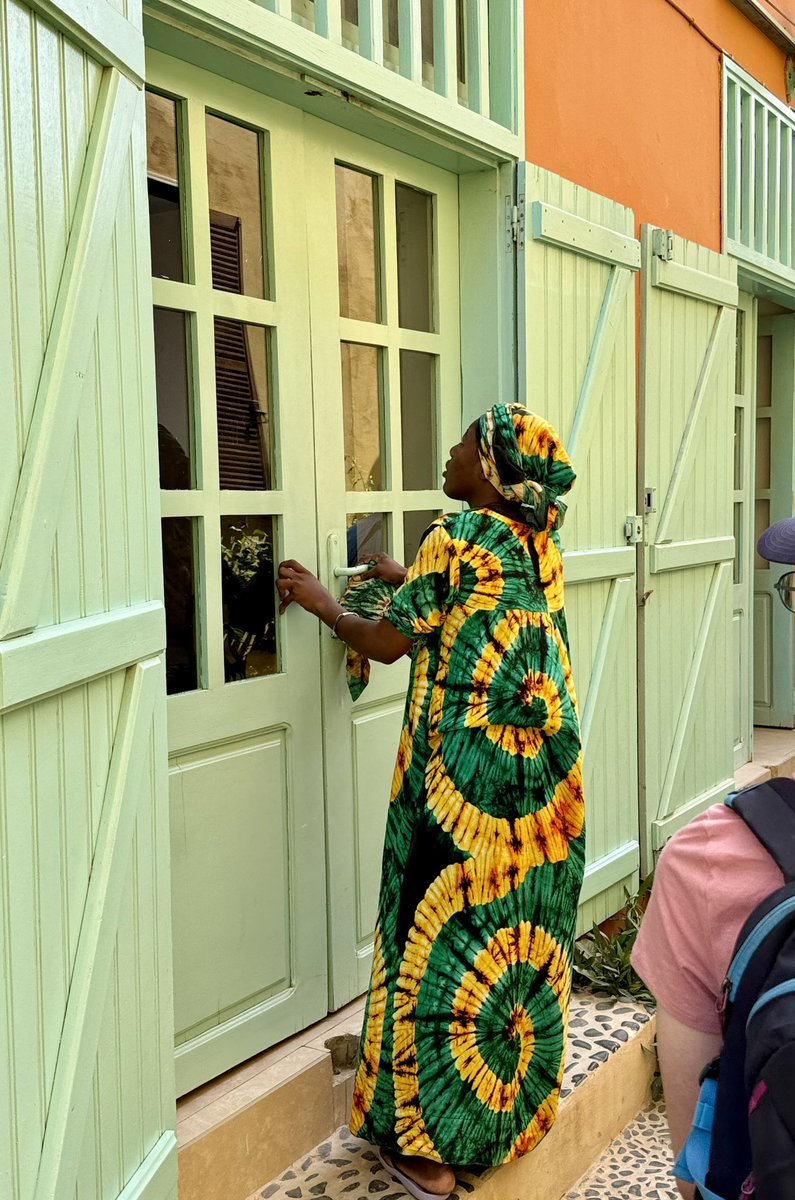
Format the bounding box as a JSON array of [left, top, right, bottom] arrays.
[[357, 553, 408, 587]]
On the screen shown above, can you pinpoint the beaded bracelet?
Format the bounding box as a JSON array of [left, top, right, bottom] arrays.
[[331, 610, 354, 640]]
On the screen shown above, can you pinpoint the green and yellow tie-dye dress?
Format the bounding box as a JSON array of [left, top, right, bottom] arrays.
[[350, 508, 585, 1168]]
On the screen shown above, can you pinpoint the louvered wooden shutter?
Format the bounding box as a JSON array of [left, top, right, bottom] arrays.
[[210, 212, 269, 490]]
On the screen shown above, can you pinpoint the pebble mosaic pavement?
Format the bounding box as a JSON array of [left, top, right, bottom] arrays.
[[565, 1100, 677, 1200], [255, 992, 658, 1200]]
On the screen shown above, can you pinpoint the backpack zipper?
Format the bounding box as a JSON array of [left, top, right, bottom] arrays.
[[726, 896, 795, 1000], [746, 978, 795, 1028]]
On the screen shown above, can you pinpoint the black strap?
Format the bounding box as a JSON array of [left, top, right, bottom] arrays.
[[729, 776, 795, 882]]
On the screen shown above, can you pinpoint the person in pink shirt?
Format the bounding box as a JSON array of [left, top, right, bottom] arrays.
[[631, 517, 795, 1200]]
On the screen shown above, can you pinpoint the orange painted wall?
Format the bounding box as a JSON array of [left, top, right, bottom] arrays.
[[757, 0, 795, 35], [524, 0, 792, 250]]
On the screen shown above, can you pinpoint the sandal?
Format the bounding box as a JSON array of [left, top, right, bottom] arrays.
[[377, 1149, 455, 1200]]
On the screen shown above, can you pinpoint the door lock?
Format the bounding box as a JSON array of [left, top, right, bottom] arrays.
[[625, 515, 644, 545]]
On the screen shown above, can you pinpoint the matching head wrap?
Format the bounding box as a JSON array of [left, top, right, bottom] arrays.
[[476, 403, 576, 533]]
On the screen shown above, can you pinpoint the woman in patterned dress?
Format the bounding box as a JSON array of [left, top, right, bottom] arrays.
[[276, 404, 585, 1198]]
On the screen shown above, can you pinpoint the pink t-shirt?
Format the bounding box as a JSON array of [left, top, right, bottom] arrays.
[[632, 802, 783, 1033]]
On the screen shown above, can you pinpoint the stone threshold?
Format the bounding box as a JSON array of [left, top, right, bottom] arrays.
[[237, 993, 657, 1200], [176, 996, 367, 1200]]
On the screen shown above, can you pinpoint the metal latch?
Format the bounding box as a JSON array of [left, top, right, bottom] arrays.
[[644, 487, 656, 514], [625, 515, 644, 545], [652, 228, 674, 261], [505, 194, 525, 250]]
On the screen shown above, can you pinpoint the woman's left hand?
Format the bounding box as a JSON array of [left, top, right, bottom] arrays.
[[277, 560, 336, 618]]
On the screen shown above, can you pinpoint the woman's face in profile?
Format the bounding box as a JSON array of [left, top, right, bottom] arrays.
[[442, 422, 480, 500]]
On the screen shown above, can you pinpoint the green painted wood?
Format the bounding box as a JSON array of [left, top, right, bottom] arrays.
[[733, 292, 755, 770], [148, 55, 330, 1095], [518, 162, 641, 932], [0, 2, 175, 1197], [304, 117, 462, 1007], [725, 61, 795, 279], [398, 0, 422, 83], [22, 0, 145, 80], [531, 202, 641, 269], [753, 314, 795, 729], [464, 0, 489, 117], [0, 66, 138, 639], [34, 661, 160, 1200], [0, 603, 165, 711], [639, 227, 738, 867], [358, 0, 384, 64], [459, 163, 515, 428], [650, 536, 736, 573], [315, 0, 342, 43], [432, 0, 457, 99], [144, 0, 522, 146], [651, 257, 739, 308], [486, 0, 520, 135]]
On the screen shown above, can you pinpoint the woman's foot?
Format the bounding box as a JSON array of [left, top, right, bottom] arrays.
[[382, 1150, 455, 1196]]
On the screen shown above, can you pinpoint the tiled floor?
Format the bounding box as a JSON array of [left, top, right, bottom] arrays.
[[249, 990, 653, 1200], [565, 1100, 676, 1200]]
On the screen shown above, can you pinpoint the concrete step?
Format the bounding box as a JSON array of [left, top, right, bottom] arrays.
[[246, 993, 657, 1200], [750, 726, 795, 779], [565, 1100, 676, 1200]]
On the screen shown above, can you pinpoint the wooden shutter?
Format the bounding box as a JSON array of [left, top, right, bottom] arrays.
[[210, 214, 270, 490], [0, 3, 175, 1198], [639, 227, 738, 862], [518, 163, 641, 928]]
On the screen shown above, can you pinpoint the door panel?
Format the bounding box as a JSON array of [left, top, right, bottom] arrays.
[[0, 4, 175, 1198], [146, 54, 329, 1095], [305, 122, 461, 1007], [640, 228, 738, 863], [518, 163, 640, 929], [753, 315, 795, 728]]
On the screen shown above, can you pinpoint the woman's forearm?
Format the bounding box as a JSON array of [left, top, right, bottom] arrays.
[[316, 597, 411, 663]]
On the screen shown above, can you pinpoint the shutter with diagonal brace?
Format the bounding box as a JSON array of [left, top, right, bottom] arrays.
[[0, 2, 175, 1198], [639, 227, 738, 865], [518, 163, 641, 928]]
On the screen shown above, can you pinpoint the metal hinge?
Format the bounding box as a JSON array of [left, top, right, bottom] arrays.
[[625, 515, 644, 545], [505, 194, 525, 250], [652, 228, 674, 261]]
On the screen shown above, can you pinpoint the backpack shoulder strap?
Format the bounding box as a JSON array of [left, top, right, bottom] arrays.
[[727, 777, 795, 882]]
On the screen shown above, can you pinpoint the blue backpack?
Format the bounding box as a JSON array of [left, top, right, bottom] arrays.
[[676, 777, 795, 1200]]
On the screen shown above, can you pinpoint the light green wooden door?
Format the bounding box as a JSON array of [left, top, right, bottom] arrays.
[[753, 315, 795, 729], [146, 54, 328, 1095], [518, 163, 641, 928], [733, 292, 756, 768], [639, 227, 738, 863], [304, 123, 461, 1007], [0, 2, 176, 1198]]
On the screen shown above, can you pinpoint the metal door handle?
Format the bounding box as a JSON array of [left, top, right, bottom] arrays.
[[326, 532, 372, 588], [333, 563, 371, 578]]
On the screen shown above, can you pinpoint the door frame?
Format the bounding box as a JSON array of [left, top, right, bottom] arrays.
[[144, 42, 518, 1066], [753, 313, 795, 730], [733, 291, 756, 768]]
